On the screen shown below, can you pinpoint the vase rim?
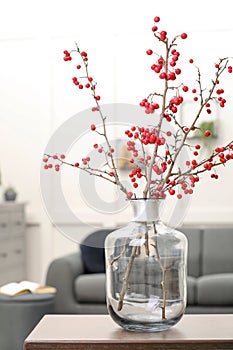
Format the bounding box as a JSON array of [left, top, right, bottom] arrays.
[[129, 198, 165, 201], [129, 197, 163, 222]]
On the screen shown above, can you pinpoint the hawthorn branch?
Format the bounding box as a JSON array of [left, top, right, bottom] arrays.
[[44, 154, 118, 185], [74, 43, 128, 196], [161, 58, 230, 190]]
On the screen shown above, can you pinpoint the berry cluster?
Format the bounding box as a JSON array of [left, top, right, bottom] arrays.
[[128, 167, 143, 189], [63, 47, 101, 103], [125, 126, 165, 146], [43, 154, 66, 172]]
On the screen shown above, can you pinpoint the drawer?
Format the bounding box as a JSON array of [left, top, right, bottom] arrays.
[[0, 238, 25, 267], [9, 211, 25, 236], [9, 239, 25, 265], [0, 213, 9, 237]]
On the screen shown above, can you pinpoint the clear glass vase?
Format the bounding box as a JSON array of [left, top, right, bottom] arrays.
[[105, 198, 188, 332]]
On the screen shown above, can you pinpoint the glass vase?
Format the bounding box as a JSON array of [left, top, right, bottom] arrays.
[[105, 198, 188, 332]]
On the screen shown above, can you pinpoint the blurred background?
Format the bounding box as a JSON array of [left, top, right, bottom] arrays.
[[0, 0, 233, 283]]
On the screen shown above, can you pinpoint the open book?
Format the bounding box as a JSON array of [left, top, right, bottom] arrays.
[[0, 280, 57, 296]]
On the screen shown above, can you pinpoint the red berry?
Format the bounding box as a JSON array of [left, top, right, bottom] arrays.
[[159, 72, 167, 79], [133, 183, 138, 188], [160, 30, 167, 40], [60, 154, 65, 159], [169, 188, 175, 195], [189, 59, 194, 63], [91, 124, 96, 131], [95, 95, 101, 101], [171, 106, 177, 113], [76, 65, 81, 69], [127, 192, 133, 199], [63, 56, 72, 61], [88, 77, 93, 82], [181, 33, 188, 39], [154, 16, 160, 22], [81, 51, 87, 57], [152, 26, 158, 32], [205, 130, 211, 137], [146, 49, 153, 55]]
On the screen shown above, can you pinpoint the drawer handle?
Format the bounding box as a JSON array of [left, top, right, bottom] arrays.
[[15, 221, 22, 226], [0, 252, 8, 258], [14, 249, 22, 254], [0, 223, 7, 228]]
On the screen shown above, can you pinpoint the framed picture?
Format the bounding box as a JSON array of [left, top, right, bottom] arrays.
[[180, 100, 219, 139]]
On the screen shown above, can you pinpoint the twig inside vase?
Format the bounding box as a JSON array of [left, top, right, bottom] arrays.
[[144, 231, 150, 256], [110, 239, 129, 266], [151, 223, 167, 320], [117, 241, 141, 311]]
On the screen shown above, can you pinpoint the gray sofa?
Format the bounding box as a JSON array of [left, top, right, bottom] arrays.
[[46, 227, 233, 314]]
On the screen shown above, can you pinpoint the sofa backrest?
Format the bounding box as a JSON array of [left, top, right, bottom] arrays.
[[201, 228, 233, 275], [180, 228, 202, 277], [81, 227, 233, 278], [181, 227, 233, 277]]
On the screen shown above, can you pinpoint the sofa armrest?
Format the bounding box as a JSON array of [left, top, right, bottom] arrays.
[[46, 251, 84, 313]]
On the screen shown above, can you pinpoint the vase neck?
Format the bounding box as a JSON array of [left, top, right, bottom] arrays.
[[130, 199, 163, 222]]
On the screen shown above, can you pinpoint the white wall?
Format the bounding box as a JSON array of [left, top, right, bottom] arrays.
[[0, 0, 233, 283]]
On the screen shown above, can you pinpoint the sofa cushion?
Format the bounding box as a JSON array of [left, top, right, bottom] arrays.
[[74, 273, 106, 303], [74, 267, 197, 306], [80, 229, 112, 273], [197, 273, 233, 305], [202, 228, 233, 275], [180, 228, 202, 277]]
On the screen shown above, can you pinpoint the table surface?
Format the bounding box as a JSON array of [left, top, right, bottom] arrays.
[[24, 314, 233, 350]]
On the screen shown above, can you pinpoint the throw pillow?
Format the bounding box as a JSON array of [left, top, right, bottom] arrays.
[[80, 229, 112, 273]]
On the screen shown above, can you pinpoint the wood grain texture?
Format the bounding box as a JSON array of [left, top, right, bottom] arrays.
[[24, 314, 233, 350]]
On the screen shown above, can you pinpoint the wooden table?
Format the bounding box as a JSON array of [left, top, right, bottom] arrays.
[[24, 314, 233, 350]]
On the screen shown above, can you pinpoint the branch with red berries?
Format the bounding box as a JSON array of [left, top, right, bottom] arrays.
[[43, 16, 233, 202]]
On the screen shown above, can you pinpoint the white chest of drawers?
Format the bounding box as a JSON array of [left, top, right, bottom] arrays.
[[0, 203, 26, 285]]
